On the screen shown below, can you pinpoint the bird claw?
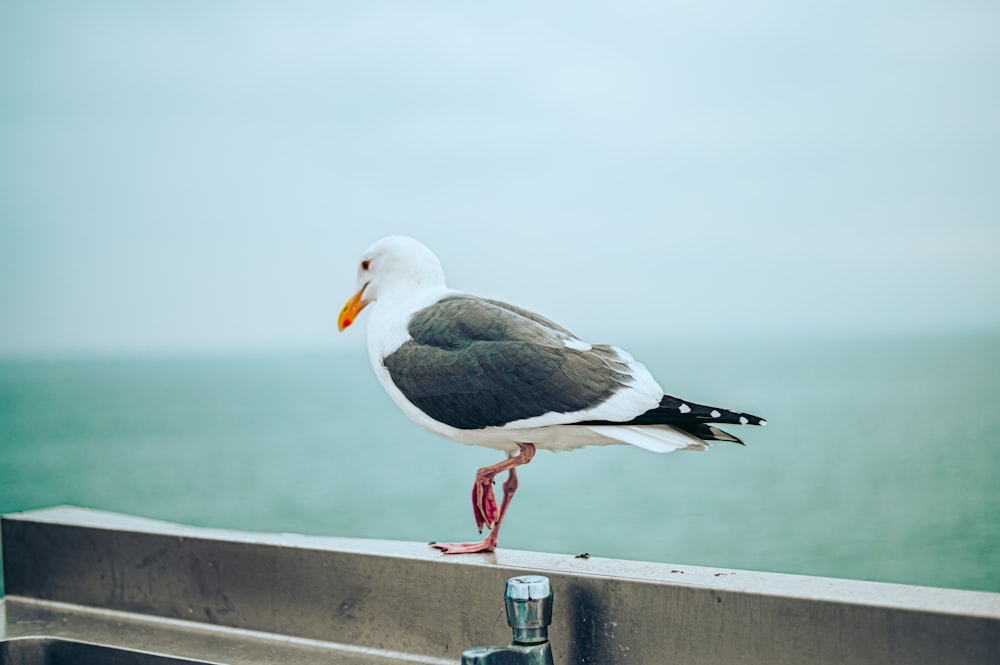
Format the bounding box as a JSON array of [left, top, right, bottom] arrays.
[[472, 475, 498, 532], [430, 537, 497, 554]]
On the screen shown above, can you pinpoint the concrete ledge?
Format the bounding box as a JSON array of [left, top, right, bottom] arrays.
[[3, 506, 999, 664]]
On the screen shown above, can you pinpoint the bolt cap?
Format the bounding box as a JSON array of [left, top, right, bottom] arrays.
[[505, 575, 551, 601]]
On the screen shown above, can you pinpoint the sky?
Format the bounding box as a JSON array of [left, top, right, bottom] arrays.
[[1, 1, 998, 355]]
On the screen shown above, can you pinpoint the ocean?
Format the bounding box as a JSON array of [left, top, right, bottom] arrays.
[[1, 331, 998, 594]]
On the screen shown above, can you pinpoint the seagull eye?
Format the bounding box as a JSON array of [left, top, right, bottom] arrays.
[[361, 260, 371, 271]]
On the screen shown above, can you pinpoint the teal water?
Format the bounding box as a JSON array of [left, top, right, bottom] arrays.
[[1, 332, 998, 593]]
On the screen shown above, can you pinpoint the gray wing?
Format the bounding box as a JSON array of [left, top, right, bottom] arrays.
[[382, 295, 632, 430]]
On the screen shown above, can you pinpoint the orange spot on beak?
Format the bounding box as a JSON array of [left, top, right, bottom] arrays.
[[338, 285, 369, 332]]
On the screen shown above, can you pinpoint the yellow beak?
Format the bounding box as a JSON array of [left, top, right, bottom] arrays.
[[338, 285, 369, 332]]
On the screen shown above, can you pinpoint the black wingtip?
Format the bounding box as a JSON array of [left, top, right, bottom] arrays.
[[607, 395, 768, 428]]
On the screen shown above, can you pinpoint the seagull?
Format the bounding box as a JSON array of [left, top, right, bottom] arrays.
[[338, 235, 766, 554]]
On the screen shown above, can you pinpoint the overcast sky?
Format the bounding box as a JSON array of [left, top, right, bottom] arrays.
[[1, 1, 998, 355]]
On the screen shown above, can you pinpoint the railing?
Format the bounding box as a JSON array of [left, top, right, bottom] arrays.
[[2, 507, 998, 664]]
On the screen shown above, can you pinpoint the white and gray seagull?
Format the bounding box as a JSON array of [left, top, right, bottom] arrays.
[[338, 235, 766, 554]]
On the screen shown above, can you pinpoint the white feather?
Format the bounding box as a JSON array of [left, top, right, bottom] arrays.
[[586, 425, 709, 453]]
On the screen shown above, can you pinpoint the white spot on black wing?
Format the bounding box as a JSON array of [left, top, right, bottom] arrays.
[[580, 393, 767, 434]]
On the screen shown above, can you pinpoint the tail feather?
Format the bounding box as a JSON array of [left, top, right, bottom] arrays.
[[579, 395, 766, 447], [672, 422, 746, 445], [613, 395, 767, 428], [585, 424, 710, 453]]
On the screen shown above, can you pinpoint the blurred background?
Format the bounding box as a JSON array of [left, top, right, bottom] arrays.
[[1, 2, 998, 592]]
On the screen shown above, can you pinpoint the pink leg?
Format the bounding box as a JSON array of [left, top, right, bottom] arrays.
[[470, 442, 536, 532], [431, 443, 535, 554]]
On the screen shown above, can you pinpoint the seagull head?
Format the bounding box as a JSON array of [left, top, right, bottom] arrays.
[[338, 235, 447, 331]]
